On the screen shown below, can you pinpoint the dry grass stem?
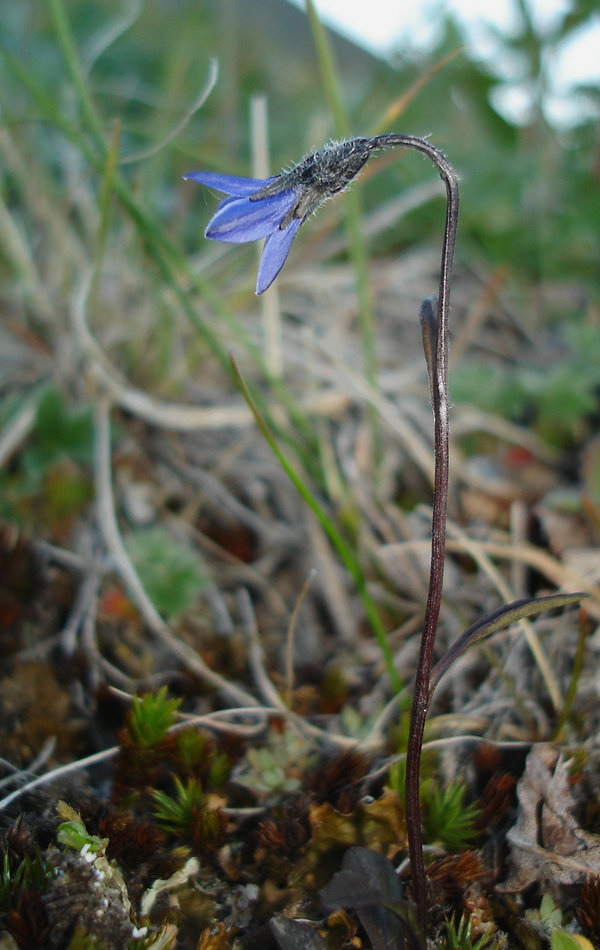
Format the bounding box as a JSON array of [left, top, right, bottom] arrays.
[[93, 395, 260, 708]]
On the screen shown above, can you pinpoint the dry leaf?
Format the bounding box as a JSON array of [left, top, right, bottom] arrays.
[[308, 788, 406, 860], [502, 744, 600, 890], [196, 922, 230, 950], [292, 788, 407, 889]]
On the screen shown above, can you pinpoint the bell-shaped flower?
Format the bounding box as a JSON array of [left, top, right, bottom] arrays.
[[183, 170, 301, 294], [185, 138, 373, 294]]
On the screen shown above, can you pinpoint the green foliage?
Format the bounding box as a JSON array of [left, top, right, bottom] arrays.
[[524, 894, 593, 949], [66, 928, 107, 950], [151, 775, 227, 850], [551, 932, 593, 950], [126, 526, 207, 617], [126, 686, 181, 749], [525, 894, 566, 941], [422, 779, 480, 852], [152, 775, 205, 835], [442, 915, 497, 950], [173, 727, 230, 790], [57, 819, 108, 854], [173, 727, 211, 775], [237, 729, 314, 797], [0, 851, 49, 908], [452, 324, 600, 449], [0, 387, 94, 528], [30, 387, 93, 469]]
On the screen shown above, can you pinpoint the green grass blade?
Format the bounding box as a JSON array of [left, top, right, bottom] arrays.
[[305, 0, 378, 472], [304, 0, 347, 137], [231, 354, 402, 694], [552, 605, 588, 741], [48, 0, 107, 152], [430, 592, 586, 698]]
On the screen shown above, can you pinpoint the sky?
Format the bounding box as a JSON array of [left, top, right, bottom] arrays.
[[287, 0, 600, 126]]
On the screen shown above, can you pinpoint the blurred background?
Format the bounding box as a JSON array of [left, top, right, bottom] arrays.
[[1, 0, 599, 657], [5, 0, 597, 287]]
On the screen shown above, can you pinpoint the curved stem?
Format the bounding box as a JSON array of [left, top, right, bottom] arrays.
[[370, 134, 460, 939]]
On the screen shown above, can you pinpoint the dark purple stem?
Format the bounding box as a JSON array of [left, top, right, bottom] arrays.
[[370, 134, 459, 939]]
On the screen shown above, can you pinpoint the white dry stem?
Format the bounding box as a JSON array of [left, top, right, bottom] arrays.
[[0, 739, 56, 791], [59, 569, 101, 656], [82, 0, 142, 73], [452, 406, 560, 465], [71, 270, 355, 430], [71, 272, 254, 430], [379, 535, 600, 620], [0, 746, 120, 812], [119, 58, 219, 165], [0, 190, 54, 320], [445, 517, 562, 714], [363, 734, 532, 789], [0, 401, 36, 468], [285, 570, 316, 707], [312, 335, 434, 483], [307, 510, 357, 643], [93, 395, 259, 709], [237, 587, 287, 711]]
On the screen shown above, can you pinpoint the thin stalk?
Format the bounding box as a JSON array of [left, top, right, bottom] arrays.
[[368, 134, 459, 939], [48, 0, 107, 152], [305, 0, 380, 474], [231, 355, 403, 695], [552, 606, 588, 742]]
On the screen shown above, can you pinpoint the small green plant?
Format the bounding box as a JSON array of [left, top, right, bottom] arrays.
[[152, 776, 226, 850], [125, 686, 181, 749], [126, 526, 208, 617], [66, 928, 107, 950], [0, 850, 49, 908], [236, 729, 314, 797], [551, 932, 594, 950], [32, 387, 93, 466], [152, 775, 205, 834], [0, 850, 51, 947], [525, 893, 564, 940], [0, 386, 94, 528], [443, 914, 496, 950], [422, 780, 480, 852], [525, 895, 594, 950], [57, 818, 109, 855], [173, 727, 230, 790]]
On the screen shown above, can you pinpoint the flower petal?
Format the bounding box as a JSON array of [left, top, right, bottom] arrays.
[[206, 191, 297, 243], [256, 218, 302, 294], [183, 170, 278, 196]]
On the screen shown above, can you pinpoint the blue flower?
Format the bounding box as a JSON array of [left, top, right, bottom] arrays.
[[184, 138, 373, 295], [183, 170, 301, 294]]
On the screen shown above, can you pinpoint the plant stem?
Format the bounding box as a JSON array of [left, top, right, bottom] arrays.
[[369, 134, 459, 939]]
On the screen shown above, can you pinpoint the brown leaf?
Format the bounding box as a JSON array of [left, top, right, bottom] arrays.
[[502, 744, 600, 890], [196, 922, 231, 950], [292, 788, 407, 892], [308, 788, 406, 860]]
